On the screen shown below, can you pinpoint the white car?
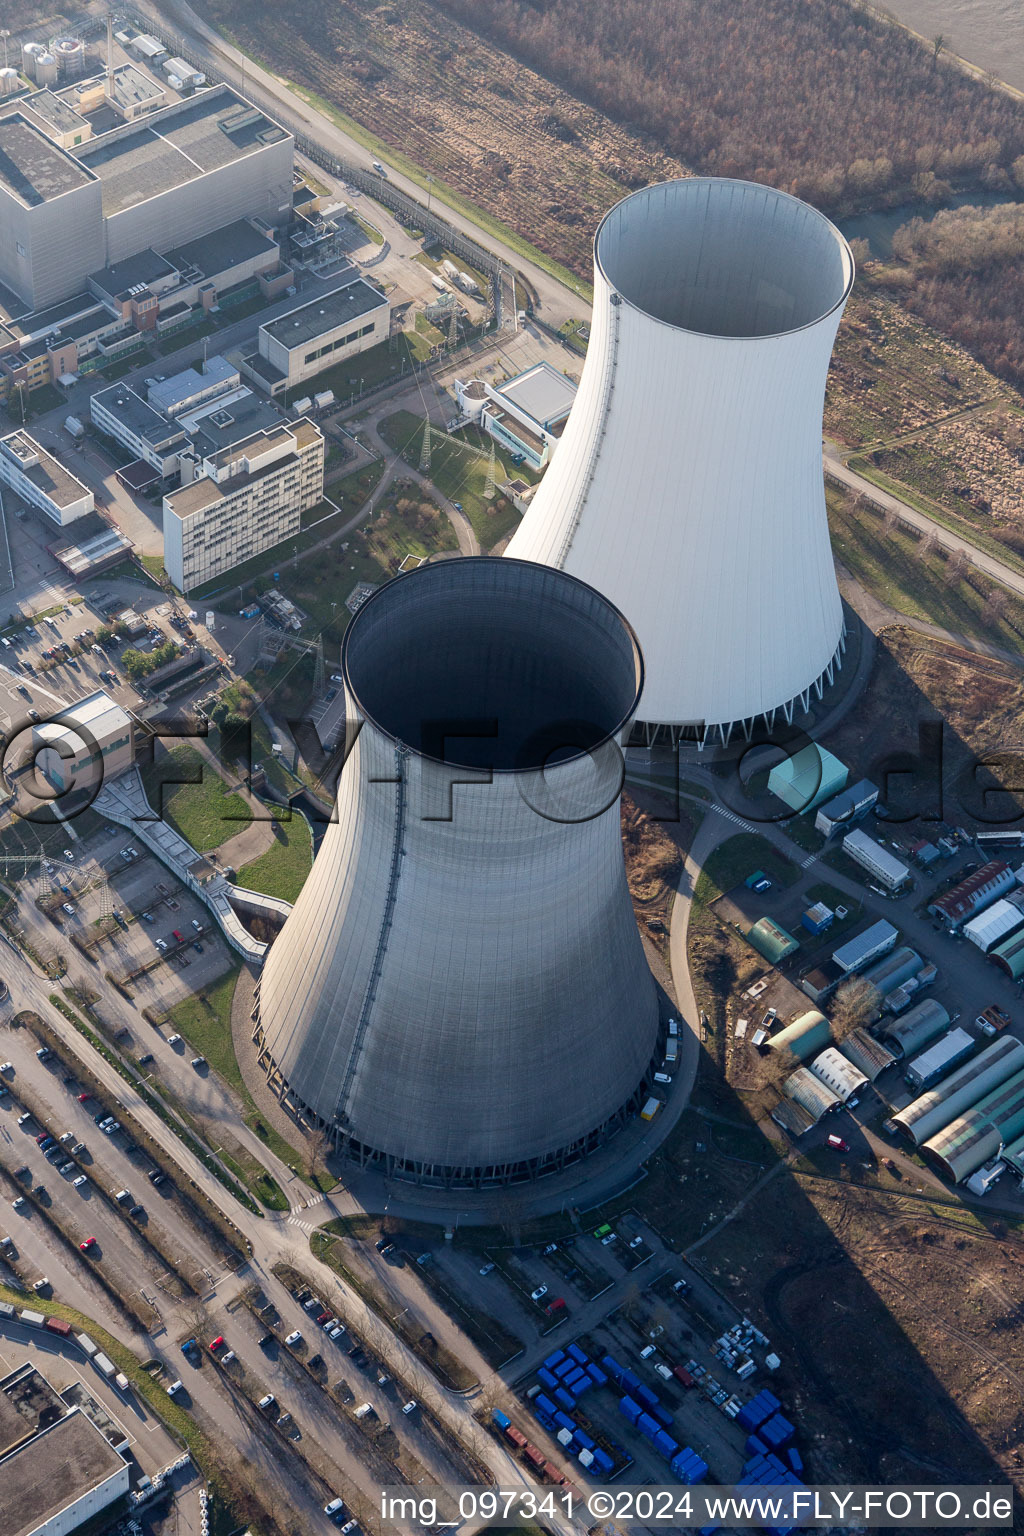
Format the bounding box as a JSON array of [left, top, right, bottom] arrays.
[[0, 1063, 12, 1075], [166, 1379, 183, 1396], [530, 1285, 548, 1302], [155, 939, 167, 951], [62, 850, 74, 862], [61, 903, 75, 916], [284, 1330, 302, 1347], [73, 1175, 87, 1189], [59, 1131, 74, 1143], [191, 919, 203, 931], [640, 1344, 657, 1359], [401, 1399, 417, 1415]]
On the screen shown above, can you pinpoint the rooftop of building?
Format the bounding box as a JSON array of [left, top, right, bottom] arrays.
[[45, 687, 131, 737], [0, 430, 91, 509], [494, 361, 577, 428], [147, 355, 238, 416], [7, 293, 99, 342], [91, 383, 188, 449], [21, 88, 89, 137], [165, 426, 308, 519], [0, 114, 95, 206], [90, 247, 177, 302], [261, 277, 386, 349], [20, 305, 113, 355], [75, 85, 290, 216], [187, 390, 284, 456], [160, 218, 278, 282], [2, 1407, 126, 1536]]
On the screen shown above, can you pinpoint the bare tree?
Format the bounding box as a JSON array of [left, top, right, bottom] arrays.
[[883, 506, 899, 536], [932, 32, 948, 64], [918, 526, 938, 560], [304, 1121, 329, 1184], [983, 588, 1008, 623], [830, 976, 880, 1039], [944, 547, 969, 587]]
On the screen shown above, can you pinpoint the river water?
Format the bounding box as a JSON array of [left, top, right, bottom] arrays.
[[878, 0, 1024, 90]]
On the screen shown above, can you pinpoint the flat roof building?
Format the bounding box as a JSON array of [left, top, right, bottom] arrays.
[[0, 114, 104, 309], [832, 918, 898, 974], [0, 1364, 130, 1536], [163, 416, 324, 592], [0, 429, 93, 525], [251, 278, 389, 394], [814, 777, 879, 837], [33, 689, 134, 796], [147, 356, 238, 417], [456, 360, 577, 468], [89, 383, 188, 476], [842, 828, 909, 890]]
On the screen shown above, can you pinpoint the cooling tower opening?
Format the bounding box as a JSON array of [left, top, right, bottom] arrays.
[[344, 557, 643, 771], [596, 177, 854, 339]]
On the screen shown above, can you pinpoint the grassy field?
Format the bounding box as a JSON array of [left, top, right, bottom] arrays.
[[144, 745, 250, 853], [165, 969, 321, 1199], [283, 329, 430, 409], [828, 487, 1024, 654], [691, 831, 799, 918], [378, 409, 531, 550], [237, 812, 312, 903]]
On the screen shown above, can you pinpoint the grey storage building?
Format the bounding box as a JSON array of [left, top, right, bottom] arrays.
[[923, 1067, 1024, 1183], [860, 945, 923, 998], [892, 1036, 1024, 1145], [880, 998, 951, 1060]]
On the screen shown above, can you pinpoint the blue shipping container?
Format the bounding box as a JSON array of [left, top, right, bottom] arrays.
[[563, 1368, 587, 1389], [653, 1431, 679, 1460], [536, 1394, 558, 1417], [538, 1369, 558, 1391], [591, 1449, 614, 1474], [618, 1396, 642, 1424], [652, 1404, 674, 1429], [555, 1411, 575, 1431], [634, 1383, 658, 1409], [567, 1343, 588, 1365], [575, 1429, 595, 1451], [492, 1409, 511, 1430], [586, 1363, 608, 1387], [543, 1350, 566, 1370], [637, 1413, 660, 1439], [554, 1358, 576, 1380], [554, 1388, 575, 1412], [621, 1369, 642, 1393]]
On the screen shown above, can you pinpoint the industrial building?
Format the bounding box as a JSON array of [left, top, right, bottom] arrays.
[[163, 415, 324, 592], [0, 1362, 131, 1536], [892, 1036, 1024, 1145], [881, 998, 951, 1060], [832, 919, 898, 975], [767, 1010, 831, 1061], [32, 690, 133, 796], [813, 778, 879, 837], [0, 429, 93, 525], [990, 925, 1024, 980], [841, 828, 909, 891], [455, 362, 578, 469], [0, 84, 293, 310], [962, 895, 1024, 952], [253, 558, 659, 1185], [905, 1028, 975, 1092], [923, 1068, 1024, 1183], [245, 279, 390, 396], [782, 1067, 840, 1123], [860, 945, 923, 999], [506, 177, 855, 743], [766, 743, 847, 814], [838, 1027, 895, 1081], [90, 382, 189, 477], [808, 1046, 867, 1103], [928, 860, 1015, 928]]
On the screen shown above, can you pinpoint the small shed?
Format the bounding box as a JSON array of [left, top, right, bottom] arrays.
[[746, 917, 800, 965]]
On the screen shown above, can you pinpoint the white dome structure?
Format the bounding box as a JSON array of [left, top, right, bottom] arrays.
[[253, 557, 660, 1186], [507, 177, 855, 743]]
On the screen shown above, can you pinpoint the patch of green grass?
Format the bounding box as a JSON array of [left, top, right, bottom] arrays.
[[829, 487, 1024, 651], [283, 329, 423, 409], [143, 744, 250, 853], [351, 211, 384, 246], [237, 811, 312, 903], [693, 832, 800, 917], [378, 409, 530, 550], [324, 459, 385, 516]]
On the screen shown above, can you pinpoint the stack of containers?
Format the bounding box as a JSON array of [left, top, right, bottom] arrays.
[[735, 1389, 781, 1434], [758, 1413, 795, 1452], [670, 1447, 709, 1484]]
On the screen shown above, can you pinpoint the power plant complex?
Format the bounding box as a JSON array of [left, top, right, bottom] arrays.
[[250, 175, 861, 1186], [506, 178, 855, 743], [254, 559, 660, 1185]]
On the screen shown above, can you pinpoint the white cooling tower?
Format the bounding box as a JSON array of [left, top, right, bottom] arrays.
[[507, 178, 855, 742], [254, 557, 660, 1185]]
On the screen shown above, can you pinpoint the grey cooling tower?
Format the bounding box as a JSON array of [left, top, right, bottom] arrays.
[[253, 557, 659, 1184]]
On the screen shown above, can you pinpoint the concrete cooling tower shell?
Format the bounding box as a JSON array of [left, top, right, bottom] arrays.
[[506, 177, 855, 741], [254, 557, 660, 1185]]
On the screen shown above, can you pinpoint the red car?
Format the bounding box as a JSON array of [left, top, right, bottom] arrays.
[[172, 930, 184, 942], [545, 1297, 566, 1315], [77, 1093, 90, 1103], [79, 1237, 97, 1253], [208, 1336, 226, 1353], [34, 1132, 49, 1144], [826, 1133, 849, 1152]]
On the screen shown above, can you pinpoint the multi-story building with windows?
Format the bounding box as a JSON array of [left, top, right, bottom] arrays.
[[0, 429, 93, 525], [162, 417, 323, 591], [243, 278, 389, 396], [33, 689, 134, 795]]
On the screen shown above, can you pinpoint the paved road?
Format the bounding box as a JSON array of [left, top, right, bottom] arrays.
[[129, 0, 586, 330], [824, 446, 1024, 599]]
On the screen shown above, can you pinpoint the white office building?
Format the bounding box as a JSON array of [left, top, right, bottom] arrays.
[[0, 430, 93, 525], [842, 829, 910, 891], [33, 690, 134, 796], [163, 417, 324, 592], [247, 279, 390, 396], [455, 361, 577, 468]]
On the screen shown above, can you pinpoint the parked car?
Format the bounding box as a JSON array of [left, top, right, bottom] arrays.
[[530, 1285, 548, 1302], [284, 1330, 302, 1347]]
